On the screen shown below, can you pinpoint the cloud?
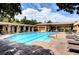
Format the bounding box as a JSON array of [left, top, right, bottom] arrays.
[[15, 8, 79, 22]]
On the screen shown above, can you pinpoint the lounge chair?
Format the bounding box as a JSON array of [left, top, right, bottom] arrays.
[[67, 34, 79, 53], [69, 47, 79, 53], [68, 39, 79, 45], [68, 44, 79, 53], [66, 34, 77, 39], [66, 33, 79, 41]]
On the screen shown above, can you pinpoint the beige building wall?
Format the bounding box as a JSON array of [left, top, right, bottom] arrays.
[[74, 25, 79, 33], [73, 22, 79, 33], [1, 22, 79, 33], [36, 24, 73, 32], [37, 25, 47, 32]]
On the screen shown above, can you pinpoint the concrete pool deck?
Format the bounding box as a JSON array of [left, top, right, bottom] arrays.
[[0, 32, 26, 39], [0, 34, 15, 39], [32, 32, 68, 55], [32, 32, 79, 55], [0, 32, 79, 55]]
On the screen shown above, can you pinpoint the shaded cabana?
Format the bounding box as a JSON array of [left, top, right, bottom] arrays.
[[0, 22, 33, 34]]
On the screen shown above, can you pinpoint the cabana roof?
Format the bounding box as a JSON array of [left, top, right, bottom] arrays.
[[0, 22, 33, 26], [36, 22, 74, 26], [74, 22, 79, 25]]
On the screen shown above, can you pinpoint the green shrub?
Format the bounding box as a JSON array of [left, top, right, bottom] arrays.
[[72, 30, 77, 33]]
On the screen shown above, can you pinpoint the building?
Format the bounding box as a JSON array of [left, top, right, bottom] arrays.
[[0, 22, 79, 34], [0, 22, 34, 34], [73, 22, 79, 33], [35, 22, 74, 32]]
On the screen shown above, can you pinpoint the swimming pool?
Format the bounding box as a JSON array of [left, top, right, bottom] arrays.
[[5, 32, 57, 44]]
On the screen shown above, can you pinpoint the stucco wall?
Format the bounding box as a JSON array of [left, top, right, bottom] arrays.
[[37, 25, 47, 32]]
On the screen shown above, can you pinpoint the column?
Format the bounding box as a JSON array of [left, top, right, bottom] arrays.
[[12, 26, 15, 33], [55, 26, 58, 31], [3, 26, 5, 31], [47, 26, 49, 31], [8, 25, 11, 34], [23, 26, 26, 32], [32, 26, 34, 32], [77, 25, 79, 33], [63, 26, 65, 32], [45, 26, 47, 32], [63, 28, 65, 32], [28, 26, 30, 32], [3, 25, 6, 33], [38, 26, 39, 32], [17, 26, 21, 33]]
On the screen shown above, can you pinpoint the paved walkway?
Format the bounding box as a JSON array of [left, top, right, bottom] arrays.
[[33, 32, 79, 55], [0, 33, 21, 39], [0, 34, 14, 39]]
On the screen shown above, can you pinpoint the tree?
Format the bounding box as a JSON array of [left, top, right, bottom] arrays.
[[38, 22, 42, 24], [0, 3, 22, 19], [13, 19, 20, 23], [56, 3, 79, 14], [29, 19, 38, 25], [20, 17, 27, 24], [47, 20, 52, 23], [2, 16, 11, 22], [20, 19, 25, 24], [20, 16, 38, 25]]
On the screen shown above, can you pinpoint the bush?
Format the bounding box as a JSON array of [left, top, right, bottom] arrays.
[[72, 30, 77, 33]]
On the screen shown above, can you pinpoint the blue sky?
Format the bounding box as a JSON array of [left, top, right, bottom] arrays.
[[15, 3, 79, 22]]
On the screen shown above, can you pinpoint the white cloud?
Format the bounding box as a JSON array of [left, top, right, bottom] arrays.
[[21, 5, 24, 9], [39, 7, 51, 15], [15, 8, 79, 22]]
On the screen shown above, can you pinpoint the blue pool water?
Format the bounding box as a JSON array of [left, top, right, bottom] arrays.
[[5, 32, 57, 44]]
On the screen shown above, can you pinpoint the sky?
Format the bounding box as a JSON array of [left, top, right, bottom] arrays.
[[15, 3, 79, 23]]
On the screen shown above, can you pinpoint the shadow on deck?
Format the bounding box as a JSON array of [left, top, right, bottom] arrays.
[[0, 39, 53, 55]]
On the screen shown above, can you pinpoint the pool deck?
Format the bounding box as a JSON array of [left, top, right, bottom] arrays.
[[32, 32, 79, 55], [0, 32, 79, 55], [0, 32, 24, 39], [0, 34, 15, 39], [32, 32, 67, 55]]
